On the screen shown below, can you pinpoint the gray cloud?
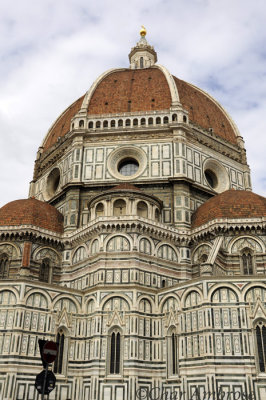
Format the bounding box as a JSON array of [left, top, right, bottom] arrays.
[[0, 0, 266, 207]]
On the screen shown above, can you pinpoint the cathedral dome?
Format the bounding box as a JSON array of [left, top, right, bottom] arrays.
[[191, 189, 266, 228], [41, 37, 240, 152], [0, 198, 64, 233]]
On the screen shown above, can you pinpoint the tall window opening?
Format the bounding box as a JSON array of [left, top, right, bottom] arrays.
[[137, 201, 148, 218], [242, 250, 253, 274], [110, 331, 121, 374], [54, 330, 65, 374], [140, 57, 144, 68], [155, 208, 160, 222], [168, 328, 178, 376], [96, 202, 104, 217], [256, 321, 266, 373], [0, 254, 9, 278], [39, 258, 51, 283], [172, 332, 177, 375]]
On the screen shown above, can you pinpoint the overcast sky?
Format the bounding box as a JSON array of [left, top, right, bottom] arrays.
[[0, 0, 266, 207]]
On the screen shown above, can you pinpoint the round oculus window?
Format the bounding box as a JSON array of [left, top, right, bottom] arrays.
[[204, 169, 218, 189], [46, 168, 60, 198], [203, 159, 229, 193], [107, 146, 147, 180], [118, 158, 139, 176]]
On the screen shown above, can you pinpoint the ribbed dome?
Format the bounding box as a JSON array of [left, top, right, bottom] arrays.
[[191, 189, 266, 229], [42, 67, 238, 152], [0, 198, 64, 234]]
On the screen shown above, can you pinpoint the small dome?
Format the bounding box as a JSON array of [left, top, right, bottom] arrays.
[[0, 198, 64, 234], [191, 189, 266, 229]]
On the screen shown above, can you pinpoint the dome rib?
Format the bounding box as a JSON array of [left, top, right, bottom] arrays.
[[42, 95, 85, 151], [174, 77, 238, 145]]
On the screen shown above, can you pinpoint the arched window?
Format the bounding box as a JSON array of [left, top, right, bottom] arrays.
[[140, 57, 144, 68], [79, 120, 84, 128], [96, 202, 104, 217], [172, 114, 177, 122], [255, 321, 266, 373], [113, 199, 126, 216], [118, 119, 123, 127], [96, 121, 101, 128], [242, 250, 253, 274], [0, 254, 9, 278], [39, 258, 51, 283], [155, 208, 160, 222], [141, 118, 146, 126], [125, 119, 131, 127], [88, 121, 94, 129], [156, 117, 161, 125], [91, 239, 99, 254], [54, 329, 66, 374], [137, 201, 148, 218], [73, 247, 85, 264], [103, 120, 108, 128], [133, 118, 138, 126], [148, 117, 153, 125], [163, 116, 169, 124], [111, 120, 116, 127], [109, 330, 121, 374], [139, 238, 151, 255]]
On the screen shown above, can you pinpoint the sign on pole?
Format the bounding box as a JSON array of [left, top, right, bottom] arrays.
[[36, 339, 58, 398], [35, 370, 56, 395], [38, 339, 48, 368], [42, 341, 58, 364]]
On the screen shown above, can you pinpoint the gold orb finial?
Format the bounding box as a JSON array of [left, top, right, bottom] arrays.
[[140, 26, 147, 37]]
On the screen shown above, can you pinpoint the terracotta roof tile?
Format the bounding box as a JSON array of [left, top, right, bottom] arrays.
[[43, 95, 85, 151], [0, 198, 64, 234], [191, 189, 266, 228], [109, 183, 142, 191], [174, 77, 237, 145], [42, 68, 238, 152], [87, 68, 171, 115]]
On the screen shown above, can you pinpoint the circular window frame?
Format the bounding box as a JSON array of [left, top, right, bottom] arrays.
[[203, 159, 229, 193], [118, 158, 139, 177], [45, 167, 61, 199], [107, 147, 147, 180]]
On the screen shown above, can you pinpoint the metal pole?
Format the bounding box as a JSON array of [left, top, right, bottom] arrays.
[[41, 364, 48, 400]]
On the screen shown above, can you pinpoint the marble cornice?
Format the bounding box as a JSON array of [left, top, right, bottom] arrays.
[[191, 217, 266, 241], [1, 217, 264, 248], [64, 216, 190, 246]]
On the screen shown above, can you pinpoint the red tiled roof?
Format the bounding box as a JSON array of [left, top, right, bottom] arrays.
[[109, 183, 142, 191], [191, 190, 266, 228], [43, 95, 85, 151], [87, 68, 172, 114], [174, 77, 237, 145], [42, 68, 238, 152], [0, 198, 64, 234]]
